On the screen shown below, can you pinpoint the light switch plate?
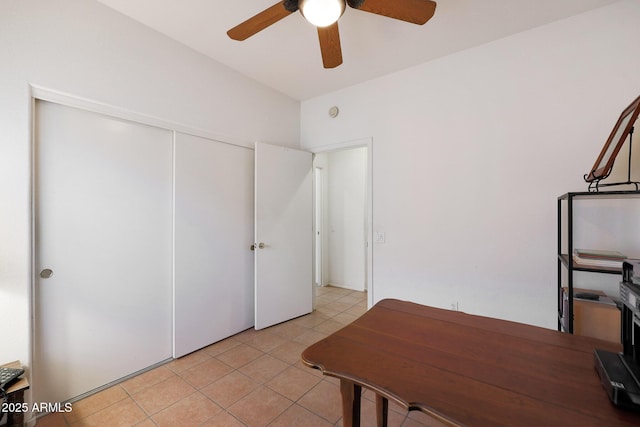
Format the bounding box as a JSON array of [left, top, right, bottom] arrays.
[[375, 231, 385, 243]]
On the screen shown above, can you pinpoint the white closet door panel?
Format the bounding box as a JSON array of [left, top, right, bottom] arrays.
[[34, 100, 173, 405], [174, 133, 254, 357]]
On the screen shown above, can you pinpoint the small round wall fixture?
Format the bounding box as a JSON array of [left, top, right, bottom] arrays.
[[328, 106, 339, 118]]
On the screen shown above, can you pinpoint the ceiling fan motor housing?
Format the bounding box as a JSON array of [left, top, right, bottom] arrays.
[[284, 0, 300, 12], [283, 0, 366, 12]]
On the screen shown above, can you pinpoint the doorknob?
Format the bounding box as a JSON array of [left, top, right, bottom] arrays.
[[258, 242, 265, 249], [40, 268, 53, 279], [250, 244, 256, 251]]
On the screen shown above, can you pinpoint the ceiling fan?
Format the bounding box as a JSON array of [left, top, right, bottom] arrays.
[[227, 0, 437, 69]]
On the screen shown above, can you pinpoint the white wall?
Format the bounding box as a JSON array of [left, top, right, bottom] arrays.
[[300, 0, 640, 328], [326, 148, 367, 291], [0, 0, 299, 366]]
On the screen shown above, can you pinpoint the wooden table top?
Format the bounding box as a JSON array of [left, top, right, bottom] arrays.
[[301, 299, 640, 426]]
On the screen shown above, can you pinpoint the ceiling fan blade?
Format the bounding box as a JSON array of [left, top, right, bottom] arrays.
[[227, 1, 297, 41], [317, 22, 343, 69], [348, 0, 436, 25]]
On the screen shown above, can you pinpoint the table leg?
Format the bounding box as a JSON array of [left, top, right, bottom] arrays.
[[340, 379, 361, 427], [376, 394, 388, 427]]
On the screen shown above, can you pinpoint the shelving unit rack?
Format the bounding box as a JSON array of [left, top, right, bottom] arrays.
[[557, 190, 640, 333]]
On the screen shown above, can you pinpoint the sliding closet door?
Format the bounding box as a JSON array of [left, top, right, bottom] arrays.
[[34, 100, 173, 405], [174, 133, 254, 357]]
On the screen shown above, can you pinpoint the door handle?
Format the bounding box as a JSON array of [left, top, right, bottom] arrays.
[[250, 244, 256, 251], [40, 268, 53, 279], [258, 242, 265, 249]]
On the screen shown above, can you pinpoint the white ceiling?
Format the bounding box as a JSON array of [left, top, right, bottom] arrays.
[[96, 0, 619, 100]]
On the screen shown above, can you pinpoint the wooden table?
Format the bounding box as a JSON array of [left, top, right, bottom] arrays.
[[301, 299, 640, 426], [1, 360, 29, 427]]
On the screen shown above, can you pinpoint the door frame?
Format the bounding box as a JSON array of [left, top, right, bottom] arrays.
[[314, 166, 324, 287], [310, 137, 373, 309]]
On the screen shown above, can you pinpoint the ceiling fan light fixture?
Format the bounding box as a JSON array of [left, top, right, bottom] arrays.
[[299, 0, 345, 27]]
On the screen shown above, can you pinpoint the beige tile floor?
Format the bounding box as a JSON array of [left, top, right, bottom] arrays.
[[36, 286, 444, 427]]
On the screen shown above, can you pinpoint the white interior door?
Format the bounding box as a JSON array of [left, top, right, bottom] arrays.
[[174, 133, 254, 357], [34, 100, 173, 404], [254, 142, 313, 329]]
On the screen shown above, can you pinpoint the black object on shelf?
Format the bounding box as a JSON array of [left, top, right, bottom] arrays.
[[575, 292, 600, 301], [594, 279, 640, 411]]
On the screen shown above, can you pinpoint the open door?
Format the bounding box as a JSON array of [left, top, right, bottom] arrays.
[[254, 142, 313, 329]]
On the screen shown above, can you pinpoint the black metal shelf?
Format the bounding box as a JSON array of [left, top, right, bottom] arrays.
[[557, 190, 639, 334], [558, 190, 640, 200]]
